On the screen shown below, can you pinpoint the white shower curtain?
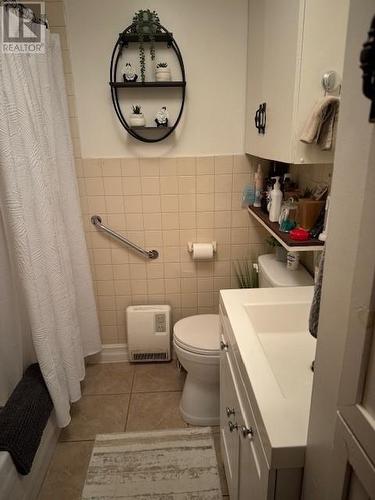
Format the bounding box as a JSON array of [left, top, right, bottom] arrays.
[[0, 29, 101, 427]]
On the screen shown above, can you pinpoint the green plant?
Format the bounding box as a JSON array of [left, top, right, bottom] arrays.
[[131, 9, 161, 82], [131, 104, 142, 114], [233, 260, 259, 289], [266, 236, 282, 248], [157, 62, 168, 68]]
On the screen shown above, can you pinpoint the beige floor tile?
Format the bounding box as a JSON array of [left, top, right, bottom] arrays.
[[60, 394, 130, 441], [132, 361, 186, 393], [126, 391, 187, 431], [37, 441, 93, 500], [82, 362, 134, 395]]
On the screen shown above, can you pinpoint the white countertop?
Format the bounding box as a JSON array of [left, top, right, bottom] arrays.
[[220, 286, 316, 468]]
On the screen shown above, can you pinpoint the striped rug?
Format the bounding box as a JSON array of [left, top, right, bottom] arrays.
[[82, 427, 223, 499]]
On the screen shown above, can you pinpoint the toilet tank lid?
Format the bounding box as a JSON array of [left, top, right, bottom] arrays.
[[258, 254, 314, 287], [174, 315, 220, 352]]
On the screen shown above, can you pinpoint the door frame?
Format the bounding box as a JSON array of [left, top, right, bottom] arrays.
[[302, 0, 375, 498]]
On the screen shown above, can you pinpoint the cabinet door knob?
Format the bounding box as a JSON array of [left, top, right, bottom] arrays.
[[241, 425, 254, 439], [228, 421, 238, 432], [220, 340, 228, 351], [226, 407, 235, 418]]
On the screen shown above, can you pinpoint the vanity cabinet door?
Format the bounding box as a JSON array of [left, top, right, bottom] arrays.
[[220, 330, 273, 500], [236, 378, 273, 500], [237, 415, 274, 500], [220, 342, 240, 499]]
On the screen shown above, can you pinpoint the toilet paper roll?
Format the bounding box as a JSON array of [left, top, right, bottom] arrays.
[[192, 243, 214, 260]]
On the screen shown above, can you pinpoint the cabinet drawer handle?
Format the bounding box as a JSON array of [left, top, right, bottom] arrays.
[[241, 425, 254, 439], [226, 407, 235, 418], [220, 340, 228, 351], [228, 421, 238, 432]]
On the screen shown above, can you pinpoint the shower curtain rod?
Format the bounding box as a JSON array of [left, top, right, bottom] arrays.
[[1, 0, 48, 28]]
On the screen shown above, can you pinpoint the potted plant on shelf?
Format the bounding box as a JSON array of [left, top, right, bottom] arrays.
[[129, 105, 145, 127], [131, 9, 161, 83], [155, 62, 171, 81]]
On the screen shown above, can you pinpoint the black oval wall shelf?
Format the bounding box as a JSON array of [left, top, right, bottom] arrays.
[[109, 25, 186, 143]]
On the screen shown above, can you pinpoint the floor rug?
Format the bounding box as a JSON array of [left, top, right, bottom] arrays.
[[82, 427, 223, 499]]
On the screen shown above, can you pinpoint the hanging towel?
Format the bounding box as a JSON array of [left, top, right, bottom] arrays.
[[300, 96, 340, 150], [0, 364, 53, 475], [309, 250, 325, 339]]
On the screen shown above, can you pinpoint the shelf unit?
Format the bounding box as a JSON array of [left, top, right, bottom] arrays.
[[130, 126, 172, 130], [248, 206, 324, 252], [109, 26, 186, 143]]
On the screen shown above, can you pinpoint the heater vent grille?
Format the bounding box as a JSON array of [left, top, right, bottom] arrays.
[[131, 352, 168, 362]]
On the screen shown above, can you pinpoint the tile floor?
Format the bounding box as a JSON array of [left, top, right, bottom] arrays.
[[37, 361, 228, 500]]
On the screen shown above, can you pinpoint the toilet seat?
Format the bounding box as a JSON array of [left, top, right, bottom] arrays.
[[173, 314, 220, 356]]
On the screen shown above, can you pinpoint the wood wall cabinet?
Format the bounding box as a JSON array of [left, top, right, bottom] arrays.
[[245, 0, 349, 164]]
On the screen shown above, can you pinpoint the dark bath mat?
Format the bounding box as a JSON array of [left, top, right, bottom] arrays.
[[0, 363, 53, 475]]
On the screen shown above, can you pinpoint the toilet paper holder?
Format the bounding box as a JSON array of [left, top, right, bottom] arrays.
[[187, 241, 217, 254]]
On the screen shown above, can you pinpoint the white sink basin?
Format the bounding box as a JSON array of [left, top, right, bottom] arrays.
[[244, 301, 315, 399], [244, 302, 311, 334]]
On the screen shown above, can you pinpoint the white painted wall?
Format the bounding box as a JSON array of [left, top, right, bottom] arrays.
[[64, 0, 248, 158], [303, 0, 375, 497]]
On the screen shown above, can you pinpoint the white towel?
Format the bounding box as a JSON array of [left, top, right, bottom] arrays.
[[300, 96, 340, 150]]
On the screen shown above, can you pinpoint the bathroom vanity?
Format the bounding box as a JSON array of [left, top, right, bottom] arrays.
[[219, 287, 316, 499]]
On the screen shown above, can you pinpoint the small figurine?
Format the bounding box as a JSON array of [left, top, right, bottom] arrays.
[[155, 106, 169, 127], [123, 63, 138, 82]]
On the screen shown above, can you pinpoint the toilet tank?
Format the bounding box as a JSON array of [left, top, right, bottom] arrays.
[[258, 253, 314, 288]]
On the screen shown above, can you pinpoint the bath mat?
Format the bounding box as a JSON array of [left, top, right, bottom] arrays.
[[82, 427, 223, 499], [0, 363, 52, 475]]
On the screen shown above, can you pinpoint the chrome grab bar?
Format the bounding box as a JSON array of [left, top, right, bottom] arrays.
[[90, 215, 159, 260]]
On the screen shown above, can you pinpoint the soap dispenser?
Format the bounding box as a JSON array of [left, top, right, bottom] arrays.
[[268, 176, 283, 222]]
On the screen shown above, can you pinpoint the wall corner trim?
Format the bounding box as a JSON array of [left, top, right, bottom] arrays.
[[87, 343, 129, 364]]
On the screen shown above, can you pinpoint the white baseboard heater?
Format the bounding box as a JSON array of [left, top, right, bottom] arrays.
[[126, 305, 171, 362]]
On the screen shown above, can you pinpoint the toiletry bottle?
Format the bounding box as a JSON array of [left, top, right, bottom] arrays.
[[268, 176, 283, 222], [253, 164, 263, 207], [241, 184, 255, 208], [287, 251, 300, 270]]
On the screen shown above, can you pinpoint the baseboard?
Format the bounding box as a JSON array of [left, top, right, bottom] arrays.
[[87, 343, 129, 364], [87, 343, 177, 364]]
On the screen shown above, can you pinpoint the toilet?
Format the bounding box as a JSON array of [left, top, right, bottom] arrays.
[[258, 253, 314, 287], [173, 254, 313, 427], [173, 314, 220, 426]]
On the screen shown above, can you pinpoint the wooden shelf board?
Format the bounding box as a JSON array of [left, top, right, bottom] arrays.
[[248, 206, 324, 252], [120, 33, 173, 43], [110, 81, 186, 88], [130, 126, 172, 130]]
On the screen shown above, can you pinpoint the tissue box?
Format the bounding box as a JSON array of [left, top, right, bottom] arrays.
[[296, 199, 325, 230]]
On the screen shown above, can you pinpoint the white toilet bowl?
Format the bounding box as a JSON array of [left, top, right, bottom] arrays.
[[173, 314, 220, 426]]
